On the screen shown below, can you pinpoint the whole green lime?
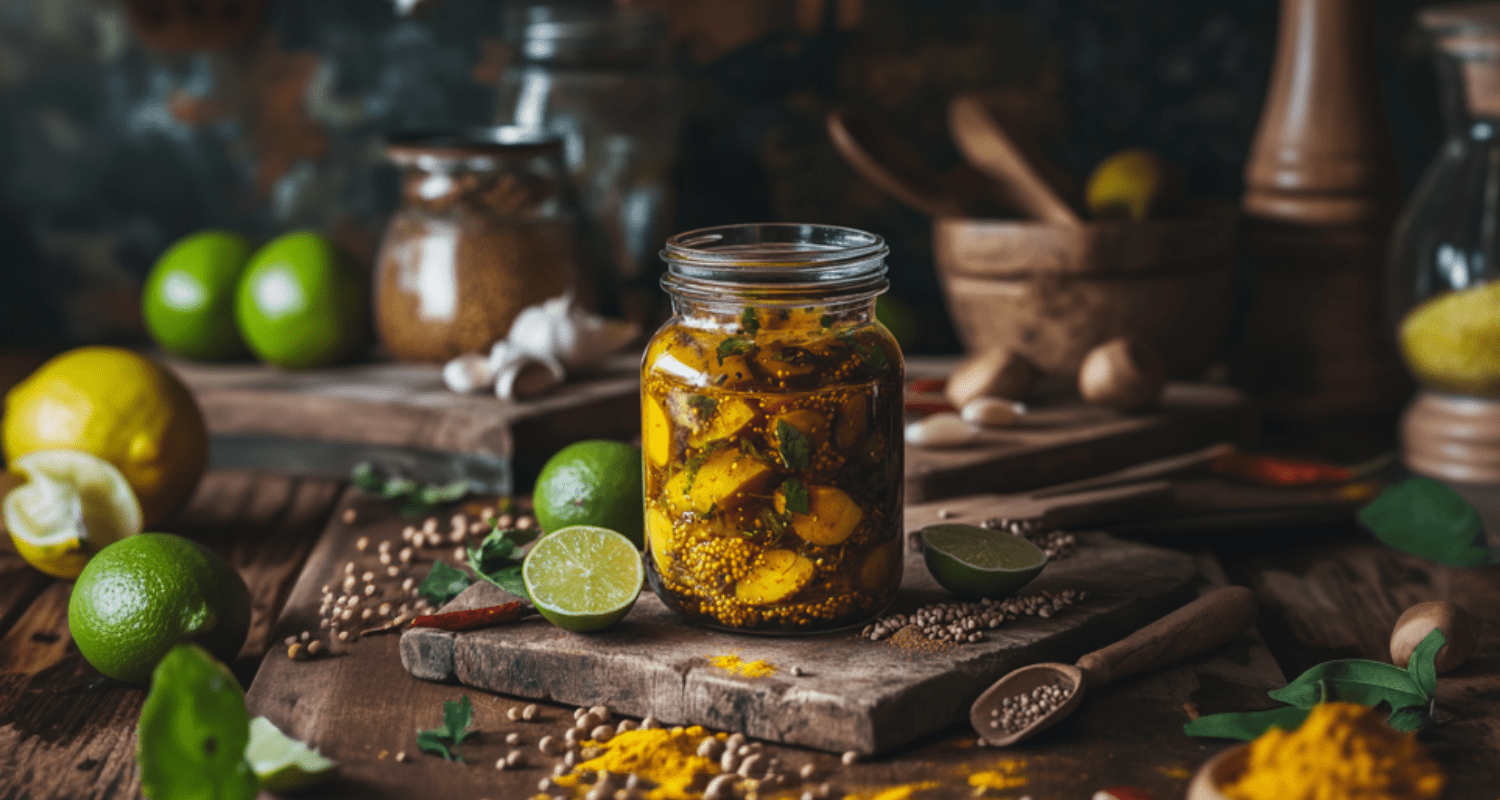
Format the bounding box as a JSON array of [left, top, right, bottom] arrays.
[[143, 231, 254, 360], [235, 231, 367, 369], [68, 532, 252, 683], [533, 440, 645, 548]]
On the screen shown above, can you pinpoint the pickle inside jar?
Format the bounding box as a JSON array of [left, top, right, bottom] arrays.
[[642, 309, 902, 631]]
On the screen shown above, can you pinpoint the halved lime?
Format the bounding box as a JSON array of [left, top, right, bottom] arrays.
[[4, 449, 143, 579], [920, 524, 1047, 600], [247, 716, 337, 791], [523, 525, 644, 632]]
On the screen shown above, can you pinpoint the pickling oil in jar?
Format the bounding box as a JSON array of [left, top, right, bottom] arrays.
[[641, 224, 903, 633]]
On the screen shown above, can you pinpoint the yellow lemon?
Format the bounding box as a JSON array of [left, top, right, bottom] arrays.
[[4, 450, 144, 579], [1401, 282, 1500, 397], [1084, 147, 1181, 221], [3, 347, 208, 527]]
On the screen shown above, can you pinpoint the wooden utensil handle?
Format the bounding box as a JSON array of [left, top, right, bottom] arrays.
[[1075, 586, 1258, 690]]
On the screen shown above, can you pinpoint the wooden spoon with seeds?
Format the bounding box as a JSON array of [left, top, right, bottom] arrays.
[[971, 586, 1258, 746]]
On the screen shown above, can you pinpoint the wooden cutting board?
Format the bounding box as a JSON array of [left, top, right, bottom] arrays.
[[167, 354, 641, 493], [903, 379, 1257, 503], [389, 498, 1199, 755]]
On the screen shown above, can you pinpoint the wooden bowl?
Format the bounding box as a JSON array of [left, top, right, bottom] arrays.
[[1185, 743, 1249, 800], [932, 203, 1238, 379]]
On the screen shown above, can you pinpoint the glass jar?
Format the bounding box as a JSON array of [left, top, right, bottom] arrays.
[[1388, 5, 1500, 396], [374, 128, 583, 362], [497, 1, 682, 324], [641, 224, 904, 633]]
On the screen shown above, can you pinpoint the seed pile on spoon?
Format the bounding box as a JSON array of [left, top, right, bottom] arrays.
[[985, 678, 1073, 735]]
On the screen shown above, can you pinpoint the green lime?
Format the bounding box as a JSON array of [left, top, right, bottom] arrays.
[[523, 525, 643, 632], [143, 230, 253, 360], [247, 716, 337, 791], [234, 231, 367, 369], [533, 440, 645, 548], [68, 533, 252, 683], [920, 524, 1047, 601]]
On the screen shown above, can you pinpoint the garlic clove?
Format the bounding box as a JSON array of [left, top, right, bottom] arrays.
[[487, 340, 515, 374], [443, 353, 497, 394], [961, 397, 1026, 428], [906, 413, 979, 448], [495, 355, 565, 400]]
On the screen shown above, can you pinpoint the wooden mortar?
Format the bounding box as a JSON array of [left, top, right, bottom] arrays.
[[932, 202, 1238, 379]]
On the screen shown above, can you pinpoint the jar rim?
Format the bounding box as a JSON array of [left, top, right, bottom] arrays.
[[660, 223, 889, 303]]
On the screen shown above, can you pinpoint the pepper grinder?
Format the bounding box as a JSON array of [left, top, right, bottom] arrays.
[[1232, 0, 1409, 420]]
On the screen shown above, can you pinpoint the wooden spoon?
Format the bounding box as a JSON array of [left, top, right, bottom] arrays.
[[949, 93, 1081, 225], [970, 586, 1258, 746], [827, 108, 1005, 218]]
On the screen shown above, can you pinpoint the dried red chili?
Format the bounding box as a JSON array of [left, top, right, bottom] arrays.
[[1210, 452, 1354, 486], [410, 601, 527, 631]]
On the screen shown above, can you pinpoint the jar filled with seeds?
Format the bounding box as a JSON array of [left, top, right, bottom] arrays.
[[375, 127, 585, 362], [642, 224, 904, 633]]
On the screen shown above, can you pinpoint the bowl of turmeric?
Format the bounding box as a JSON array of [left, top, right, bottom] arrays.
[[1186, 702, 1447, 800]]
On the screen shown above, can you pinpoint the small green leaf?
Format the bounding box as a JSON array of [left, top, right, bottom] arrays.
[[1268, 659, 1427, 711], [418, 480, 471, 506], [820, 314, 834, 329], [687, 394, 719, 419], [350, 462, 384, 492], [781, 479, 810, 514], [740, 307, 760, 337], [444, 696, 474, 747], [381, 477, 418, 500], [138, 644, 259, 800], [1386, 705, 1430, 732], [1359, 477, 1492, 567], [717, 338, 751, 365], [776, 420, 811, 470], [1406, 628, 1447, 698], [466, 528, 536, 600], [418, 561, 472, 606], [415, 730, 452, 761], [1182, 705, 1312, 741]]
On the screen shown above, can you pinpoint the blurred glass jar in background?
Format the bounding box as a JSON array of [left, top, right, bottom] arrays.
[[375, 128, 583, 362], [497, 1, 682, 324]]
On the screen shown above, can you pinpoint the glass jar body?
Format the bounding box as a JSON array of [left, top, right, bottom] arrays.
[[1389, 40, 1500, 397], [642, 227, 903, 633], [374, 132, 582, 363]]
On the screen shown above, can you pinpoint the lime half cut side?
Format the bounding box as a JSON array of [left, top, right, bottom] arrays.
[[523, 525, 644, 632], [920, 524, 1047, 601], [247, 716, 337, 791], [4, 450, 144, 579]]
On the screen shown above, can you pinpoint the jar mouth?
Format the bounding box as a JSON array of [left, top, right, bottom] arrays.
[[660, 223, 889, 303], [387, 126, 563, 169]]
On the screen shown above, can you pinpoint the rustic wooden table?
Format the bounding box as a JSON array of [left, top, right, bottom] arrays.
[[2, 469, 1497, 799]]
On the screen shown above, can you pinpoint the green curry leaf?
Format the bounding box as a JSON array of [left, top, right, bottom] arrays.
[[1407, 628, 1446, 698], [740, 307, 760, 337], [776, 420, 811, 470], [1358, 477, 1491, 567], [1181, 706, 1312, 741], [1267, 659, 1427, 711], [780, 478, 810, 515], [137, 644, 259, 800]]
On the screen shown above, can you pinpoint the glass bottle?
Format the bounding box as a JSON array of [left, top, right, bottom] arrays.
[[374, 127, 583, 363], [497, 1, 682, 324], [641, 224, 904, 633]]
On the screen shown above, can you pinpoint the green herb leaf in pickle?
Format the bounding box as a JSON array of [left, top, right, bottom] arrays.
[[776, 420, 811, 470], [781, 478, 811, 514], [717, 337, 751, 365], [820, 314, 834, 329], [687, 394, 719, 419], [740, 307, 760, 337]]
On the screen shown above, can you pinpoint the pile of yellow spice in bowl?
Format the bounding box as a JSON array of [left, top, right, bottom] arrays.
[[1188, 702, 1446, 800]]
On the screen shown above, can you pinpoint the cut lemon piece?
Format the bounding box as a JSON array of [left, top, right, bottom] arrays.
[[523, 525, 644, 633], [247, 716, 337, 791], [4, 449, 143, 579]]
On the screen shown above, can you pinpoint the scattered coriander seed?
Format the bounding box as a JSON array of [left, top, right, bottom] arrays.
[[402, 525, 416, 541], [616, 719, 636, 734], [344, 562, 355, 574], [589, 705, 612, 722], [422, 518, 438, 534], [361, 571, 375, 583], [555, 762, 571, 776], [495, 758, 508, 771], [450, 513, 466, 529], [497, 514, 514, 528], [507, 706, 523, 721], [577, 712, 602, 730], [505, 732, 522, 745], [516, 516, 535, 530], [342, 576, 356, 592], [737, 745, 753, 758], [737, 754, 764, 778], [590, 725, 613, 742], [379, 541, 392, 554], [506, 750, 524, 767], [395, 751, 408, 763], [307, 639, 323, 655], [362, 608, 374, 621], [300, 630, 311, 641], [564, 728, 581, 746], [287, 643, 304, 660], [338, 631, 350, 642], [538, 735, 559, 755], [574, 707, 588, 720], [452, 546, 466, 561], [563, 751, 579, 768], [840, 751, 859, 766], [386, 566, 400, 578], [339, 610, 353, 622], [639, 715, 657, 729], [343, 508, 358, 524], [284, 635, 298, 647], [725, 733, 745, 751], [720, 750, 739, 774], [426, 532, 443, 548], [402, 577, 415, 591], [938, 508, 955, 519], [378, 603, 392, 616], [449, 529, 466, 544], [481, 507, 495, 522], [704, 775, 736, 800], [791, 666, 804, 676], [697, 738, 723, 759], [355, 535, 369, 551], [321, 584, 330, 594], [364, 584, 377, 597], [379, 552, 392, 566], [319, 618, 331, 629], [469, 521, 486, 535], [538, 778, 554, 792], [800, 763, 816, 779]]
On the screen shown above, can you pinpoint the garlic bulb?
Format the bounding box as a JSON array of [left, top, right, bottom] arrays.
[[442, 353, 496, 394], [495, 355, 565, 400]]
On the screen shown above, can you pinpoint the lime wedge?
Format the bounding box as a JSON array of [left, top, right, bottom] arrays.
[[246, 716, 337, 791], [523, 525, 644, 632], [4, 450, 143, 579], [920, 524, 1047, 600]]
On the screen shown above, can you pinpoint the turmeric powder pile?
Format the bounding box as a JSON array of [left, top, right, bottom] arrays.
[[1220, 702, 1445, 800], [706, 653, 778, 678], [550, 726, 723, 800]]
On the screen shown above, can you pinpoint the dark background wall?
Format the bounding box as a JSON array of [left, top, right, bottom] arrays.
[[0, 0, 1441, 353]]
